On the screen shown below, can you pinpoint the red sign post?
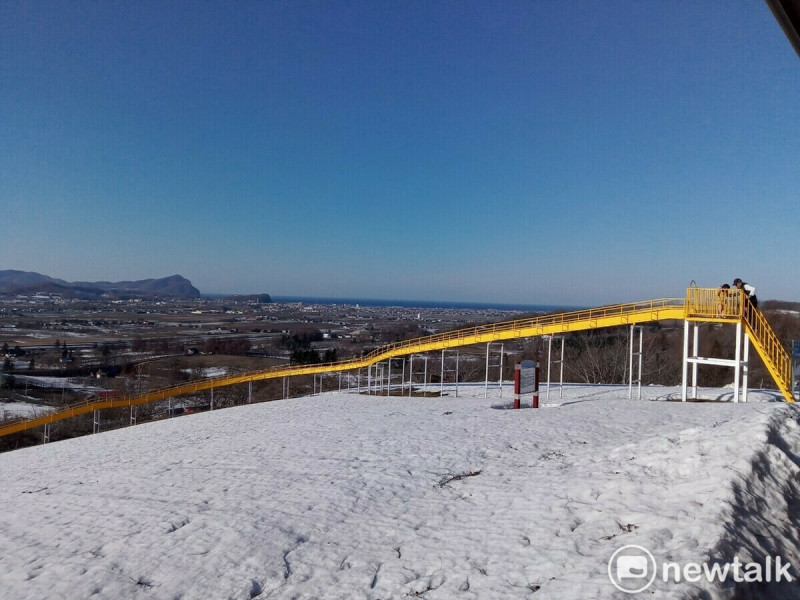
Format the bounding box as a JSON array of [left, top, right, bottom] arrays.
[[514, 360, 540, 408]]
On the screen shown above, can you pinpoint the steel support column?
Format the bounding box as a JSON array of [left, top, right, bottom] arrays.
[[628, 326, 643, 401]]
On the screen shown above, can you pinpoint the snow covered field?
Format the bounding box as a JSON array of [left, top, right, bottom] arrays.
[[10, 374, 107, 393], [1, 384, 799, 599], [0, 400, 55, 420], [181, 366, 229, 378]]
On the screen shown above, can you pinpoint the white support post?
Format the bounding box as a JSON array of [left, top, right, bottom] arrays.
[[130, 404, 137, 426], [559, 337, 565, 399], [387, 360, 392, 397], [485, 345, 489, 398], [408, 355, 428, 397], [168, 396, 173, 417], [210, 387, 214, 411], [742, 332, 750, 403], [682, 320, 690, 402], [93, 410, 100, 434], [692, 323, 699, 400], [484, 343, 504, 398], [455, 351, 460, 398], [628, 326, 643, 401], [546, 335, 566, 402], [441, 350, 445, 398], [497, 346, 504, 397], [546, 336, 552, 401], [371, 364, 380, 395], [733, 321, 742, 403], [387, 358, 403, 396], [248, 381, 252, 404], [682, 319, 750, 403], [629, 327, 634, 399], [423, 356, 428, 396], [408, 355, 414, 397], [449, 349, 461, 398], [440, 350, 460, 398], [43, 422, 50, 444], [637, 329, 643, 399]]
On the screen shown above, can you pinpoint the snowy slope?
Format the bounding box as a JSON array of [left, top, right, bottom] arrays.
[[0, 385, 799, 600]]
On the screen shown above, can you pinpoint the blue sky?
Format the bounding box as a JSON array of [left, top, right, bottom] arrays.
[[2, 1, 799, 306]]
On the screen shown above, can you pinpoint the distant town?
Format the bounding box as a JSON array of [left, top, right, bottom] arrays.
[[4, 270, 800, 451], [0, 276, 543, 447]]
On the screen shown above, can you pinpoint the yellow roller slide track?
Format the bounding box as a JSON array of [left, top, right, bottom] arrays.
[[0, 288, 794, 439]]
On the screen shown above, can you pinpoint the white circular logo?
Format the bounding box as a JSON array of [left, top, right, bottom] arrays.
[[608, 544, 657, 594]]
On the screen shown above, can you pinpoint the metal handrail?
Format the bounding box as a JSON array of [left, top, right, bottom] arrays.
[[743, 299, 793, 399], [684, 287, 793, 402], [363, 296, 684, 361]]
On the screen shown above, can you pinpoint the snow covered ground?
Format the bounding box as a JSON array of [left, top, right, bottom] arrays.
[[0, 400, 55, 420], [11, 374, 106, 393], [181, 366, 229, 378], [1, 383, 799, 600]]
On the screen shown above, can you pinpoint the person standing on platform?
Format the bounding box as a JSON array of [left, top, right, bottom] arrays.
[[716, 283, 731, 317], [733, 278, 758, 309]]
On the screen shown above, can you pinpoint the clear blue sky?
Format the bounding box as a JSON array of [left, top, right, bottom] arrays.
[[2, 1, 799, 306]]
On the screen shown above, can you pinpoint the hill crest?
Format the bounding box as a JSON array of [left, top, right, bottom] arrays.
[[0, 270, 201, 299]]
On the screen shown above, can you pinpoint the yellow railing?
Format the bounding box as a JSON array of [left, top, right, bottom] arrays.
[[684, 286, 742, 320], [1, 288, 794, 439], [742, 299, 793, 402], [685, 287, 794, 402], [366, 297, 686, 361]]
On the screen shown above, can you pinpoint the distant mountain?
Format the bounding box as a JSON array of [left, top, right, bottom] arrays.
[[0, 270, 69, 287], [0, 270, 201, 299]]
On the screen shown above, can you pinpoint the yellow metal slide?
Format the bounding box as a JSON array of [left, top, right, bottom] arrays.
[[0, 289, 793, 439]]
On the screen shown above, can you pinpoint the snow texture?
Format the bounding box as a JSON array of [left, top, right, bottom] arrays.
[[0, 401, 55, 420], [181, 367, 229, 378], [1, 384, 799, 599], [12, 375, 106, 392]]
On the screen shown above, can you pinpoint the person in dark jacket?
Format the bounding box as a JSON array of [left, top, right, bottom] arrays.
[[733, 278, 758, 308]]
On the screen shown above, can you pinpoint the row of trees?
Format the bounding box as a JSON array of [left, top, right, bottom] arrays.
[[130, 336, 253, 356], [290, 348, 338, 365], [2, 343, 25, 356]]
